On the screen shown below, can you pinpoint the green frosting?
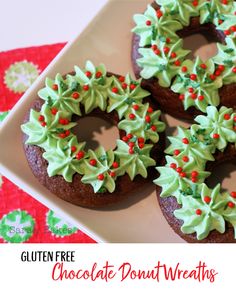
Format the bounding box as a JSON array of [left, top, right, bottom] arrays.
[[174, 184, 236, 240], [132, 4, 182, 47], [107, 74, 150, 119], [138, 39, 190, 87], [199, 0, 235, 25], [156, 0, 198, 26], [154, 106, 236, 240], [132, 0, 236, 113], [171, 57, 222, 112], [213, 38, 236, 85], [118, 103, 165, 143], [114, 140, 156, 180], [21, 61, 165, 194]]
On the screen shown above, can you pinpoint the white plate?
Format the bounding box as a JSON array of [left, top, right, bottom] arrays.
[[0, 0, 234, 243]]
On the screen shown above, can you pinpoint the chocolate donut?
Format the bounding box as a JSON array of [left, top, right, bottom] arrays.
[[131, 0, 236, 121], [21, 61, 166, 208], [154, 106, 236, 242]]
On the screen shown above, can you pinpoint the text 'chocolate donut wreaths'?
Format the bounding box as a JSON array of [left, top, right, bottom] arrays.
[[132, 0, 236, 242]]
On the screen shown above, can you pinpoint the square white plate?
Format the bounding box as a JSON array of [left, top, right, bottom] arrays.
[[1, 0, 234, 243]]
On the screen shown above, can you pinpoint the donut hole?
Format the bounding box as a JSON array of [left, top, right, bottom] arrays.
[[206, 146, 236, 193], [72, 116, 119, 151], [177, 22, 224, 62]]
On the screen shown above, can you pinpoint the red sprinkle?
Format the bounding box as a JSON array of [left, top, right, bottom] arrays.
[[41, 122, 46, 127], [109, 171, 116, 178], [182, 66, 188, 73], [122, 136, 129, 142], [231, 25, 236, 32], [72, 92, 80, 99], [176, 167, 183, 173], [112, 162, 119, 168], [130, 84, 136, 90], [171, 52, 177, 58], [213, 133, 220, 139], [38, 115, 45, 122], [174, 60, 181, 66], [228, 201, 235, 208], [221, 0, 228, 5], [152, 44, 158, 51], [188, 87, 194, 93], [200, 63, 207, 69], [154, 49, 161, 55], [122, 83, 128, 89], [133, 104, 139, 111], [191, 171, 199, 177], [190, 74, 197, 80], [129, 113, 136, 120], [65, 130, 70, 136], [129, 148, 134, 154], [151, 125, 157, 131], [196, 209, 202, 215], [192, 0, 198, 7], [112, 87, 119, 93], [138, 137, 145, 143], [71, 146, 77, 153], [210, 74, 216, 81], [83, 85, 89, 91], [76, 151, 85, 160], [191, 93, 197, 99], [127, 133, 133, 139], [170, 163, 177, 169], [198, 95, 204, 101], [230, 191, 236, 198], [204, 196, 211, 204], [51, 108, 58, 115], [179, 94, 185, 101], [174, 149, 180, 156], [146, 20, 152, 26], [89, 159, 97, 166], [182, 138, 189, 144], [97, 174, 105, 181], [224, 114, 231, 120], [119, 76, 125, 82], [163, 47, 170, 54], [129, 142, 135, 148], [145, 115, 151, 123], [180, 172, 186, 178], [138, 143, 145, 149], [191, 177, 198, 183], [215, 70, 221, 76], [182, 156, 189, 162], [224, 29, 231, 35], [147, 107, 153, 113], [85, 71, 92, 78], [218, 65, 225, 71], [166, 38, 171, 43], [232, 67, 236, 73], [156, 9, 163, 18], [52, 84, 58, 91], [96, 71, 103, 78]]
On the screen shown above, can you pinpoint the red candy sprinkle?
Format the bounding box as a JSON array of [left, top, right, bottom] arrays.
[[163, 47, 170, 54], [146, 20, 152, 26], [191, 177, 198, 183], [228, 202, 235, 208], [191, 93, 197, 99], [221, 0, 228, 5], [224, 114, 230, 120], [127, 133, 133, 139], [83, 85, 89, 91], [152, 45, 158, 51], [38, 115, 44, 122], [188, 87, 194, 93], [156, 9, 163, 18], [176, 167, 183, 173], [89, 159, 97, 166], [213, 133, 220, 139], [200, 63, 207, 69], [182, 138, 189, 144], [85, 71, 92, 78], [71, 146, 77, 153], [133, 104, 139, 111], [182, 156, 189, 162], [72, 92, 80, 99], [174, 60, 181, 66], [145, 115, 151, 123], [151, 125, 157, 131], [76, 151, 85, 160], [215, 70, 221, 76], [119, 76, 125, 82], [137, 138, 144, 145], [179, 94, 185, 100], [122, 83, 128, 89], [182, 66, 188, 72], [129, 114, 136, 120], [52, 84, 58, 91], [210, 74, 216, 81], [112, 162, 119, 168], [191, 171, 199, 177], [218, 65, 225, 71], [148, 107, 153, 113], [174, 149, 180, 156], [154, 49, 161, 55], [196, 209, 202, 215], [192, 0, 198, 7], [97, 174, 105, 181], [129, 148, 134, 154], [129, 142, 135, 148], [170, 163, 177, 169], [166, 37, 171, 43], [51, 108, 58, 115], [41, 122, 46, 127], [231, 25, 236, 32], [109, 171, 116, 178], [138, 143, 145, 149], [96, 71, 102, 78], [198, 95, 204, 101], [224, 30, 231, 35], [230, 191, 236, 198], [122, 136, 128, 142], [171, 52, 177, 58], [204, 196, 211, 204], [112, 87, 119, 93], [232, 67, 236, 73], [65, 130, 70, 136], [180, 172, 186, 178], [130, 84, 136, 90], [190, 74, 197, 80]]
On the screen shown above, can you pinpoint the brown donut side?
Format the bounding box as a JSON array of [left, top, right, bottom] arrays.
[[156, 144, 236, 243], [131, 2, 236, 122], [22, 73, 166, 208]]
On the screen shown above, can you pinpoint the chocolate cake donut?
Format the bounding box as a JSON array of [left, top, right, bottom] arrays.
[[154, 106, 236, 242], [131, 0, 236, 121], [21, 61, 166, 208]]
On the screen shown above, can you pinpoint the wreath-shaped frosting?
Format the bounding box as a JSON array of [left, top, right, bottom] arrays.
[[154, 106, 236, 240], [21, 61, 165, 194], [132, 0, 236, 112]]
